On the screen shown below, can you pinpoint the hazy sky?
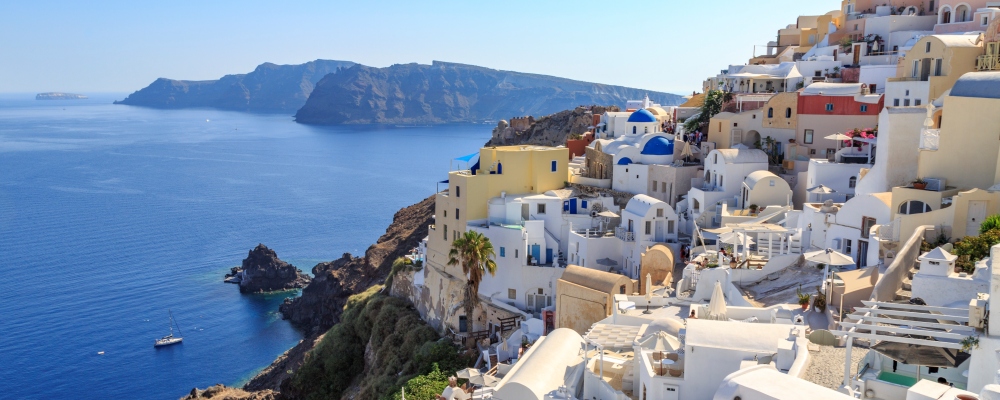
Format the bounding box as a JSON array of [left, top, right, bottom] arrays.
[[0, 1, 837, 95]]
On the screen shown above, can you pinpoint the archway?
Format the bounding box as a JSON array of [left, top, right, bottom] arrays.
[[940, 6, 952, 24], [955, 4, 971, 22], [744, 130, 762, 148]]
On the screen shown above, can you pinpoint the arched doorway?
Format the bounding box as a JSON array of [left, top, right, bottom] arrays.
[[744, 130, 761, 147]]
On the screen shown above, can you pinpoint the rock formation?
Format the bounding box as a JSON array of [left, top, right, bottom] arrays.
[[237, 244, 310, 294], [294, 61, 681, 124], [181, 384, 278, 400], [488, 105, 618, 147], [114, 59, 355, 112]]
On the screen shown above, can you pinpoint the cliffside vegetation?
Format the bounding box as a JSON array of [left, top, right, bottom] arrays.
[[283, 285, 470, 400]]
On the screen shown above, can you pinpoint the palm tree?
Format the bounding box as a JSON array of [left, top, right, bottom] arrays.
[[447, 231, 497, 337]]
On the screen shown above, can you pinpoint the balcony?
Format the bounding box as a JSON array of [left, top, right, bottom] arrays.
[[978, 54, 1000, 72], [615, 226, 635, 242], [919, 129, 940, 151]]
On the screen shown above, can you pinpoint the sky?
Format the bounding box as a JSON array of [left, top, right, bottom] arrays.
[[0, 1, 838, 95]]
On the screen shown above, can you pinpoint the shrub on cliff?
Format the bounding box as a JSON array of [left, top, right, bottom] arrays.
[[285, 286, 469, 400]]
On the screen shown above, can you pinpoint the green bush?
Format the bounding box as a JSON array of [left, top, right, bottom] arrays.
[[384, 363, 449, 400], [286, 285, 471, 400], [981, 215, 1000, 235], [953, 229, 1000, 273]]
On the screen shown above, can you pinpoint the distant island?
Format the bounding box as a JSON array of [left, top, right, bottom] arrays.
[[114, 59, 355, 113], [116, 60, 684, 123], [36, 92, 88, 100]]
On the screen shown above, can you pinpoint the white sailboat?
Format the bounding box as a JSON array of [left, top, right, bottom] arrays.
[[154, 310, 183, 347]]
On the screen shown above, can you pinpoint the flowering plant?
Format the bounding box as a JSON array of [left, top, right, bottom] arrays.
[[842, 127, 877, 146]]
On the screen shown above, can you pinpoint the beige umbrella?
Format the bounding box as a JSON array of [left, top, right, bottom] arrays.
[[643, 273, 653, 314], [708, 281, 727, 320], [807, 248, 857, 304]]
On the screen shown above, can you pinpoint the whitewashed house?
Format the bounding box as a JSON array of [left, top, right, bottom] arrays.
[[687, 148, 770, 227]]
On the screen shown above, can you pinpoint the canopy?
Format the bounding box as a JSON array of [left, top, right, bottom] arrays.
[[454, 152, 479, 162], [708, 281, 727, 320], [808, 185, 836, 194], [596, 258, 619, 267], [871, 337, 970, 368], [824, 133, 852, 141], [597, 211, 620, 218], [805, 248, 855, 266]]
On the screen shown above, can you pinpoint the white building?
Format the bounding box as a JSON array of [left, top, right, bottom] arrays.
[[468, 190, 617, 314], [820, 193, 891, 269], [567, 194, 679, 280], [687, 148, 770, 227]]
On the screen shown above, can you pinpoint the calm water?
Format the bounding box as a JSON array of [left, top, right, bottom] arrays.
[[0, 94, 488, 399]]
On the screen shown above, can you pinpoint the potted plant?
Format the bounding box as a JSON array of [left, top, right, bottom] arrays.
[[913, 178, 927, 190], [814, 289, 827, 313], [749, 204, 759, 215], [706, 263, 719, 269], [961, 335, 980, 352], [796, 285, 811, 310]]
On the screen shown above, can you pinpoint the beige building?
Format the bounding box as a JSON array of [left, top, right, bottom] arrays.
[[706, 93, 798, 151], [886, 34, 984, 106], [555, 265, 635, 335], [740, 170, 793, 209], [638, 244, 674, 295], [420, 145, 569, 333], [917, 72, 1000, 191]]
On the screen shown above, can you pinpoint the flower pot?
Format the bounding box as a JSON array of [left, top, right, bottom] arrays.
[[801, 303, 808, 310], [913, 183, 927, 190]]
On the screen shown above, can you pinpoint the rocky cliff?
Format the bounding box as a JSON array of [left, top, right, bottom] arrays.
[[277, 195, 434, 334], [294, 61, 682, 125], [237, 244, 311, 294], [487, 105, 617, 147], [115, 59, 355, 112]]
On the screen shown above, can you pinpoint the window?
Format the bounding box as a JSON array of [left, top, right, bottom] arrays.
[[844, 239, 853, 255], [810, 149, 817, 155], [500, 247, 506, 257], [768, 108, 774, 118], [551, 160, 557, 172], [849, 176, 857, 188], [508, 289, 516, 299], [668, 220, 675, 234], [934, 59, 942, 76], [456, 208, 460, 219], [537, 203, 546, 214], [870, 84, 877, 93], [926, 42, 932, 53], [983, 15, 990, 26], [860, 105, 868, 112], [444, 210, 447, 218], [804, 129, 814, 144], [657, 208, 663, 217], [652, 180, 658, 191], [515, 249, 518, 258], [915, 99, 922, 106], [825, 103, 834, 112], [894, 99, 900, 107], [459, 315, 468, 333], [443, 225, 448, 240], [912, 60, 919, 78], [904, 99, 911, 106], [827, 148, 836, 157], [786, 108, 792, 118], [930, 1, 935, 11], [898, 200, 932, 215], [645, 221, 651, 235], [581, 200, 588, 209], [719, 175, 724, 187], [661, 182, 666, 192], [861, 217, 876, 239], [632, 126, 637, 134], [620, 285, 626, 294], [906, 90, 910, 96]]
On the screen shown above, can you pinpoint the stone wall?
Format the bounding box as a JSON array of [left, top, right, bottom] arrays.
[[584, 145, 613, 180]]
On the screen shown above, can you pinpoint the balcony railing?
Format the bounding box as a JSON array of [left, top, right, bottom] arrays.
[[978, 55, 1000, 72], [615, 226, 635, 242], [920, 129, 940, 151]]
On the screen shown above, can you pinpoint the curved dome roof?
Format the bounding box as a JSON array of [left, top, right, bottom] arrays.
[[617, 157, 633, 165], [627, 109, 657, 123], [641, 137, 673, 155]]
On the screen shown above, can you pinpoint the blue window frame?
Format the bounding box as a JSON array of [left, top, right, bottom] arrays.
[[500, 247, 505, 257], [825, 103, 834, 112], [551, 160, 557, 172], [860, 105, 868, 112], [581, 200, 588, 209]]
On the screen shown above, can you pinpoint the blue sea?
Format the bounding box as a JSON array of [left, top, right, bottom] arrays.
[[0, 94, 489, 399]]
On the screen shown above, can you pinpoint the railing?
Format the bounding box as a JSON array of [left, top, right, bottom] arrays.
[[919, 129, 940, 151], [871, 226, 928, 302], [615, 226, 635, 242], [488, 218, 525, 227], [978, 54, 1000, 71], [887, 76, 922, 82], [875, 218, 900, 242]]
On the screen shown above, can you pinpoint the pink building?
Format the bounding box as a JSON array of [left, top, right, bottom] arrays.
[[934, 1, 1000, 33]]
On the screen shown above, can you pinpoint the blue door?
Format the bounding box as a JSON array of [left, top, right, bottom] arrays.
[[569, 199, 577, 214], [531, 245, 541, 265], [546, 248, 553, 264]]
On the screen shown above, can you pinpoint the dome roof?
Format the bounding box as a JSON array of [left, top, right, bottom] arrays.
[[627, 109, 657, 123], [617, 157, 633, 165], [641, 137, 673, 155]]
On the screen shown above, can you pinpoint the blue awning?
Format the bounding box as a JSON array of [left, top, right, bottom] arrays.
[[454, 152, 479, 162], [440, 179, 449, 184]]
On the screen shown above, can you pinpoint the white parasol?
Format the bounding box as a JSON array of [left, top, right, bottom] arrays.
[[707, 281, 727, 320], [643, 273, 653, 314]]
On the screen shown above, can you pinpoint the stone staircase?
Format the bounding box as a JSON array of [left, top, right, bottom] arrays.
[[894, 260, 921, 301]]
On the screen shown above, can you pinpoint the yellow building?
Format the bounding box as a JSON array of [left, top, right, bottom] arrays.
[[887, 34, 984, 106], [421, 145, 569, 332], [916, 72, 1000, 192], [555, 265, 635, 335]]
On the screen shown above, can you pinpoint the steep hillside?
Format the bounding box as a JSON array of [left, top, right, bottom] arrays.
[[294, 61, 682, 124], [115, 59, 355, 112]]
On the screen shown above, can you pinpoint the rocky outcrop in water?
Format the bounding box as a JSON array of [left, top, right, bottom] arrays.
[[237, 244, 310, 294], [294, 61, 681, 125], [487, 105, 617, 147], [277, 196, 434, 334], [115, 59, 355, 112], [181, 384, 278, 400]]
